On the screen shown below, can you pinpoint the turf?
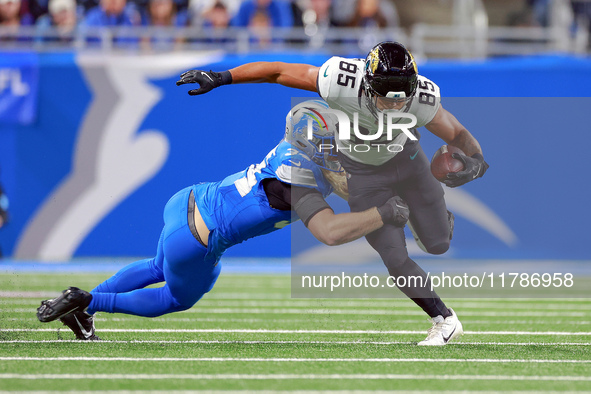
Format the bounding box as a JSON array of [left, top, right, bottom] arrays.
[[0, 272, 590, 392]]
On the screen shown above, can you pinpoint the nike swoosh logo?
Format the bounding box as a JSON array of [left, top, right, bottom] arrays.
[[290, 160, 302, 167], [410, 151, 419, 160], [323, 66, 329, 78], [73, 314, 93, 339], [201, 72, 214, 82], [442, 325, 457, 343]]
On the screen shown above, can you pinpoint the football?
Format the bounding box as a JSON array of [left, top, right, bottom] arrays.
[[430, 145, 465, 182]]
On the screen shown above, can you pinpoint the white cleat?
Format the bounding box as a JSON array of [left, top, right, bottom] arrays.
[[417, 308, 463, 346]]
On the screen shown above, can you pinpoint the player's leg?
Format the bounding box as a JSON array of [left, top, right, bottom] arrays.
[[90, 231, 166, 295], [364, 223, 451, 318], [396, 143, 464, 344], [398, 143, 452, 254], [38, 230, 167, 326], [89, 187, 221, 317], [346, 171, 450, 318]]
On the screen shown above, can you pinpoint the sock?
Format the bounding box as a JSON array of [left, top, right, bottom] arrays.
[[393, 257, 452, 318]]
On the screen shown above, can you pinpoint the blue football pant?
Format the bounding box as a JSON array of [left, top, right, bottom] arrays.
[[87, 187, 221, 317]]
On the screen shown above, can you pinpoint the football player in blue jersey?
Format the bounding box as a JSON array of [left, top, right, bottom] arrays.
[[175, 41, 490, 345], [36, 100, 411, 340]]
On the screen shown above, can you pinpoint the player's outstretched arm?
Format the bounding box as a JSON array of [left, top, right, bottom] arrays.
[[176, 62, 320, 95], [425, 106, 489, 187], [305, 196, 410, 246]]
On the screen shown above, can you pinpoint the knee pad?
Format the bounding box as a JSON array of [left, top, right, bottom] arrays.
[[424, 240, 450, 255]]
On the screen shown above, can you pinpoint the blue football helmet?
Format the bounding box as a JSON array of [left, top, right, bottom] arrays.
[[284, 100, 341, 172]]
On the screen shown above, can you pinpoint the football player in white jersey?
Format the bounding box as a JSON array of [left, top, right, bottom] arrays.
[[177, 42, 489, 346]]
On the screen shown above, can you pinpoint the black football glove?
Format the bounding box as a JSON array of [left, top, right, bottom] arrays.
[[377, 196, 410, 227], [176, 70, 232, 96], [444, 152, 489, 188]]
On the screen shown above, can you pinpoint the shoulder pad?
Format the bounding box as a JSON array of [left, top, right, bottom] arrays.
[[410, 75, 441, 127]]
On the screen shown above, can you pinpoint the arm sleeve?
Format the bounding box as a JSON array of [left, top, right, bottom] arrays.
[[292, 186, 332, 227]]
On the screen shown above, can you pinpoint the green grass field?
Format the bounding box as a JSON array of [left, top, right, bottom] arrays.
[[1, 271, 590, 392]]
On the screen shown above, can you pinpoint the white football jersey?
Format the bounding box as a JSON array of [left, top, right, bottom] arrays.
[[317, 56, 441, 166]]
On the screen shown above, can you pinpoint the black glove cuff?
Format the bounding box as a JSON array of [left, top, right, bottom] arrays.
[[470, 152, 489, 178], [471, 152, 485, 163], [377, 204, 392, 223], [219, 71, 233, 86]]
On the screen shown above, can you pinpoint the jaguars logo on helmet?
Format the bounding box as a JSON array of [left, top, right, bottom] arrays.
[[368, 48, 380, 73], [363, 41, 419, 117]]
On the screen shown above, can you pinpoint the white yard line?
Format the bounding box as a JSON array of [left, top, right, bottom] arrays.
[[0, 391, 544, 394], [5, 317, 591, 326], [4, 298, 591, 311], [0, 373, 589, 381], [7, 339, 591, 345], [3, 308, 590, 317], [2, 328, 590, 335], [0, 356, 590, 364]]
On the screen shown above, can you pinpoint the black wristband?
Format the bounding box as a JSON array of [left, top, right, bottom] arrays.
[[219, 71, 232, 86], [471, 152, 489, 178], [471, 152, 484, 162], [376, 204, 392, 223]]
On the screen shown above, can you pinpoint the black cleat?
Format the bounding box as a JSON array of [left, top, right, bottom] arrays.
[[59, 310, 101, 340], [37, 287, 92, 323]]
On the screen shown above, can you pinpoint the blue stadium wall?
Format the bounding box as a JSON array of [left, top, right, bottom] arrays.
[[0, 51, 590, 260]]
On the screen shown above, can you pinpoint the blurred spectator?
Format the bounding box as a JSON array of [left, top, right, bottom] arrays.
[[140, 0, 188, 50], [0, 0, 33, 43], [507, 7, 538, 28], [290, 0, 335, 47], [571, 0, 591, 31], [248, 7, 272, 45], [0, 0, 33, 27], [79, 0, 141, 47], [330, 0, 354, 26], [81, 0, 141, 26], [292, 0, 336, 28], [143, 0, 188, 26], [330, 0, 396, 27], [349, 0, 392, 28], [231, 0, 293, 27], [201, 0, 228, 27], [35, 0, 78, 36], [29, 0, 50, 21], [197, 0, 230, 45], [188, 0, 238, 26], [528, 0, 591, 35], [528, 0, 550, 27], [78, 0, 99, 13]]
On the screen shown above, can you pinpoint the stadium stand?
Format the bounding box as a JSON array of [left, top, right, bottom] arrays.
[[0, 0, 587, 57]]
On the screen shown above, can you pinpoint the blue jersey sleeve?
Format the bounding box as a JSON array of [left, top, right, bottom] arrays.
[[264, 141, 333, 198]]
